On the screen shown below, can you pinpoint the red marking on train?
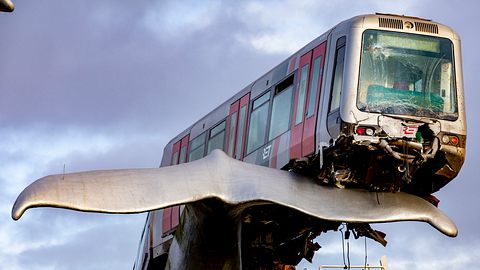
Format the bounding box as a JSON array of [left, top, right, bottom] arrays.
[[162, 207, 172, 234], [402, 125, 417, 135], [171, 205, 180, 229]]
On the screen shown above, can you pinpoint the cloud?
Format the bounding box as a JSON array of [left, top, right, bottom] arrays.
[[232, 0, 418, 55], [0, 127, 115, 193], [0, 126, 153, 270], [384, 229, 480, 270], [0, 0, 280, 131], [1, 210, 145, 270], [298, 221, 479, 270], [142, 0, 221, 39]]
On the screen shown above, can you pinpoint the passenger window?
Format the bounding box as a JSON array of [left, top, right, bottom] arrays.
[[171, 151, 179, 165], [179, 145, 187, 164], [295, 64, 309, 124], [329, 37, 346, 112], [228, 111, 238, 157], [269, 77, 294, 140], [307, 56, 322, 117], [247, 91, 270, 153], [188, 133, 206, 161], [235, 105, 247, 159], [207, 121, 226, 154]]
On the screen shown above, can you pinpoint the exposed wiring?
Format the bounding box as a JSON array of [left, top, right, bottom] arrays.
[[340, 226, 369, 270]]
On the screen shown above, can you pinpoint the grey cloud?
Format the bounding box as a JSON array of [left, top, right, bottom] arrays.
[[15, 211, 145, 270], [0, 0, 280, 131], [45, 133, 169, 172]]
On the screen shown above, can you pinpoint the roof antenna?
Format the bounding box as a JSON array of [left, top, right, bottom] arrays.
[[0, 0, 14, 12]]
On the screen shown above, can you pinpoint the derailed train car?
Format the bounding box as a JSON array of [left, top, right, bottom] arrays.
[[134, 13, 465, 269]]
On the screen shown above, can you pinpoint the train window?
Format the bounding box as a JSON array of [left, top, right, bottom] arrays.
[[188, 133, 206, 161], [235, 105, 247, 159], [207, 120, 226, 154], [269, 78, 294, 140], [228, 111, 238, 157], [295, 64, 309, 124], [171, 151, 179, 165], [306, 56, 322, 117], [329, 37, 346, 112], [357, 30, 457, 120], [179, 145, 187, 164], [246, 91, 270, 153]]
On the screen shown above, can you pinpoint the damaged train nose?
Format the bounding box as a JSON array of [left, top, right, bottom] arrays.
[[321, 115, 465, 197]]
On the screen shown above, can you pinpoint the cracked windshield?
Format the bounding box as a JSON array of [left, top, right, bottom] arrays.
[[357, 30, 458, 120]]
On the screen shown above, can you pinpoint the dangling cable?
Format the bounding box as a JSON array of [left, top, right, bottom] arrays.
[[344, 227, 351, 270], [346, 238, 351, 269], [364, 236, 368, 270], [339, 224, 347, 269]]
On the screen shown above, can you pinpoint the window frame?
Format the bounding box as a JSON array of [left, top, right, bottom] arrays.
[[207, 120, 227, 154], [188, 132, 206, 162], [295, 64, 310, 125], [235, 103, 248, 159], [306, 55, 323, 118], [227, 110, 238, 157], [246, 90, 271, 154], [328, 36, 347, 113], [269, 75, 295, 141]]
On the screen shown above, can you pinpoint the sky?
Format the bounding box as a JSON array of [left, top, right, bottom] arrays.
[[0, 0, 479, 269]]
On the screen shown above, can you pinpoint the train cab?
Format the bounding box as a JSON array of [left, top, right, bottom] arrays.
[[318, 14, 465, 196]]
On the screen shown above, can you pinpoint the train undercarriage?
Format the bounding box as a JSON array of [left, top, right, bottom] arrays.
[[241, 204, 387, 270], [164, 200, 389, 270], [291, 123, 464, 200]]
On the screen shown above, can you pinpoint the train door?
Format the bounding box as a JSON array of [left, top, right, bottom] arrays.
[[163, 134, 189, 235], [291, 42, 326, 159], [302, 42, 326, 156], [226, 93, 250, 160], [291, 51, 312, 159], [170, 140, 181, 165], [327, 36, 346, 139], [171, 135, 189, 165]]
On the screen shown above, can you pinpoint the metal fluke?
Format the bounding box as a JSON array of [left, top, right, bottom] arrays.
[[12, 149, 457, 237]]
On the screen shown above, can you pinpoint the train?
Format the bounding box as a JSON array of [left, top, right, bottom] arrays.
[[133, 13, 465, 269]]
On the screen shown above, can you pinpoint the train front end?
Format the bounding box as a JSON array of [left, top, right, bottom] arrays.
[[327, 14, 465, 197]]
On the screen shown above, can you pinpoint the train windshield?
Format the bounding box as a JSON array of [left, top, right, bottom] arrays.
[[357, 30, 457, 120]]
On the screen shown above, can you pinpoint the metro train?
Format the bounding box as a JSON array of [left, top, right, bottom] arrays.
[[132, 13, 465, 269]]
